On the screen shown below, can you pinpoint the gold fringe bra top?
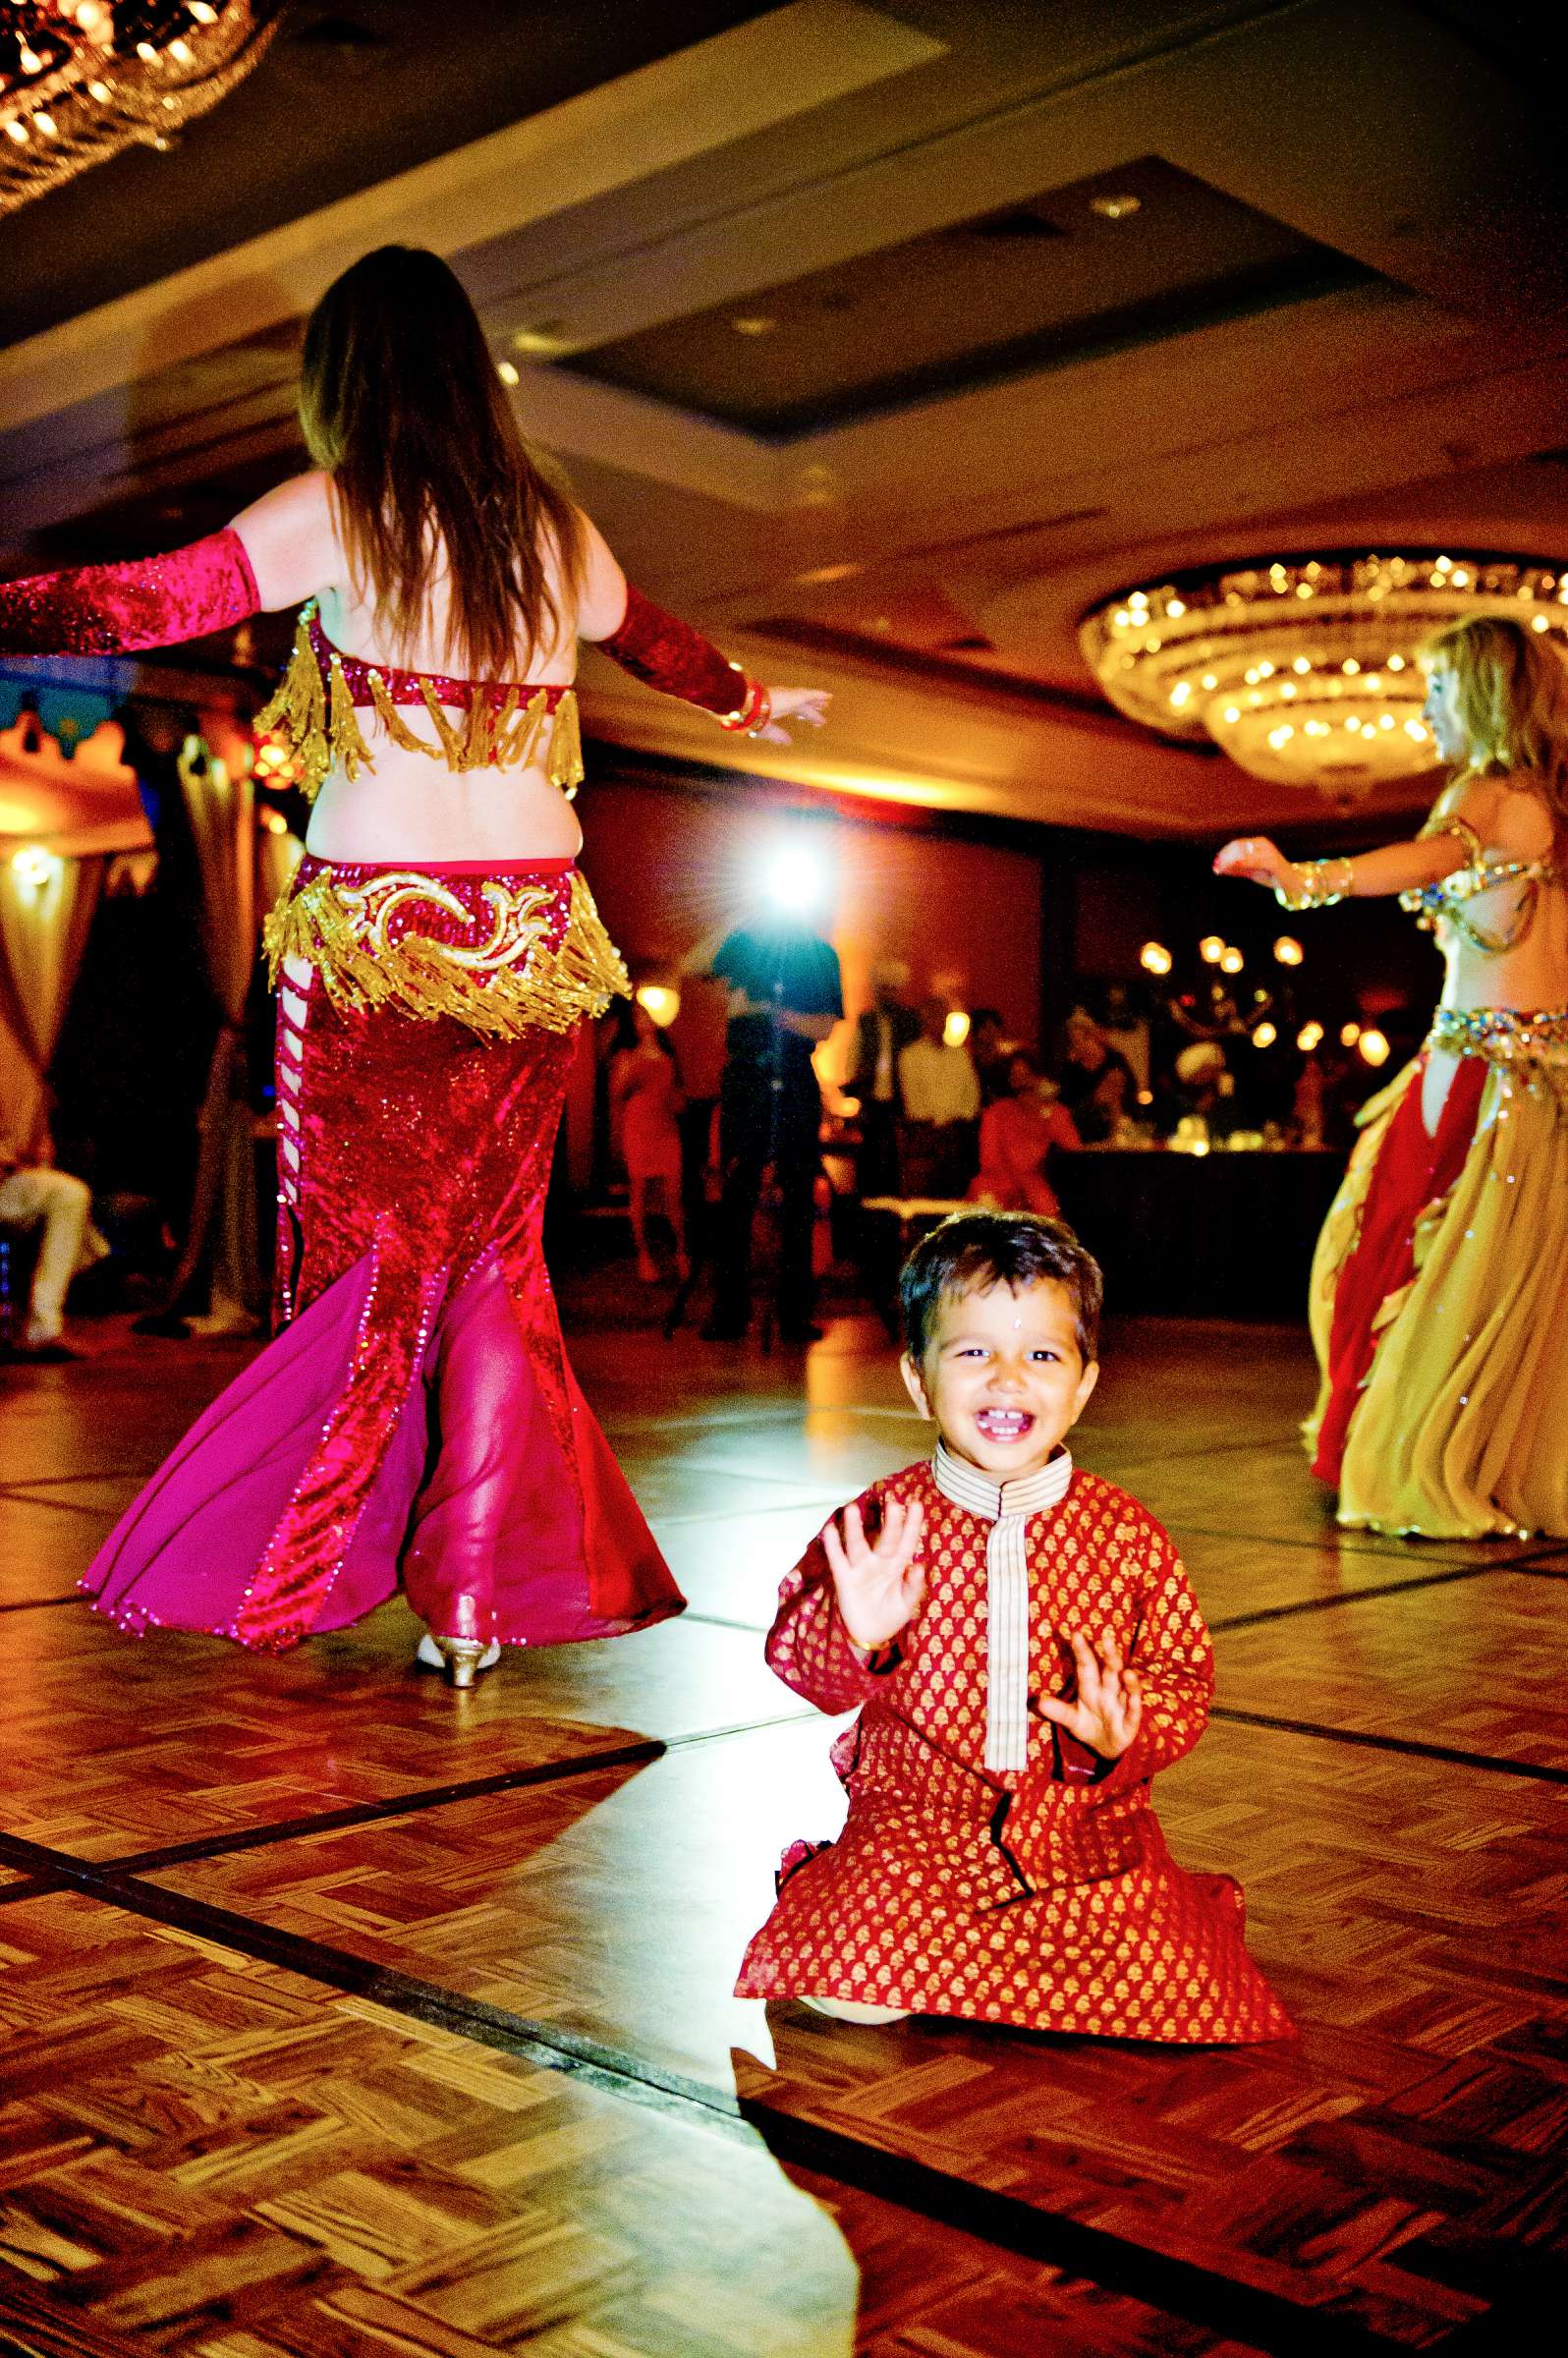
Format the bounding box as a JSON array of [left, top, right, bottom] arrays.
[[253, 600, 584, 804]]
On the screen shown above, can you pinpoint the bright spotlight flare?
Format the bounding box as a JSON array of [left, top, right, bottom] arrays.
[[763, 838, 828, 918]]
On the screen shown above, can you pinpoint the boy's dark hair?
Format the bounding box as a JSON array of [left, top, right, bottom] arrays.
[[900, 1210, 1102, 1365]]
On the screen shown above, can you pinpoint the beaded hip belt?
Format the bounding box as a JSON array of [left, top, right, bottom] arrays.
[[1427, 1007, 1568, 1109], [263, 859, 628, 1038]]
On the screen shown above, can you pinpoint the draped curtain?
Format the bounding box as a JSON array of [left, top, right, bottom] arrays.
[[0, 852, 102, 1161], [153, 738, 263, 1327]]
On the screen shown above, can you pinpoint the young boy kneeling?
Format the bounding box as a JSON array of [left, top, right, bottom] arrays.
[[736, 1211, 1290, 2043]]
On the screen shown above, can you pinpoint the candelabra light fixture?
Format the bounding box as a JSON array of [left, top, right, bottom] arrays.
[[1081, 552, 1568, 801], [0, 2, 282, 215]]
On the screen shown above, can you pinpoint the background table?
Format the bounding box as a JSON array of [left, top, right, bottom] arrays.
[[1053, 1148, 1346, 1320]]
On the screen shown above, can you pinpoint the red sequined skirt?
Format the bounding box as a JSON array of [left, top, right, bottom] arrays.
[[84, 859, 684, 1652]]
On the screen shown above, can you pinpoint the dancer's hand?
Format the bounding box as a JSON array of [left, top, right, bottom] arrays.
[[753, 686, 831, 745], [1034, 1629, 1144, 1760], [1212, 835, 1294, 891], [822, 1497, 925, 1651]]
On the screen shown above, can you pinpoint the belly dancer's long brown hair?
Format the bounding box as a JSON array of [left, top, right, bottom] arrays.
[[299, 246, 587, 678]]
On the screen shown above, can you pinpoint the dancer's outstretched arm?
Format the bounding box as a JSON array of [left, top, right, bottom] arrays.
[[1213, 777, 1500, 908], [574, 509, 827, 746]]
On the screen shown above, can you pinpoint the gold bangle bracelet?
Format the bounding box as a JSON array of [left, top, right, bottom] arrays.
[[1274, 857, 1353, 912]]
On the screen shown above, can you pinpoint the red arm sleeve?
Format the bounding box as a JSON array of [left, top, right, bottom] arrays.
[[763, 1500, 905, 1714], [591, 582, 764, 725], [0, 529, 259, 656]]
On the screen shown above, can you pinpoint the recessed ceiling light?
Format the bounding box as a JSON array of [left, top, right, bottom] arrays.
[[731, 316, 778, 336], [1091, 194, 1142, 221]]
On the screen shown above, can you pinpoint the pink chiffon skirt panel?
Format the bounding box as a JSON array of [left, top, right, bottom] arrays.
[[83, 858, 685, 1652]]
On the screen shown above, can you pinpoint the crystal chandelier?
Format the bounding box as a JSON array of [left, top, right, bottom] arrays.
[[0, 3, 282, 215], [1080, 553, 1568, 802]]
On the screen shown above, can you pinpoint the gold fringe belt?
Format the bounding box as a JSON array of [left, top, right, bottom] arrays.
[[263, 865, 629, 1038], [254, 606, 585, 804], [1428, 1005, 1568, 1116]]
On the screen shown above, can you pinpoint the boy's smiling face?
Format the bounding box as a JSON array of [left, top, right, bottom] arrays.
[[901, 1276, 1097, 1483]]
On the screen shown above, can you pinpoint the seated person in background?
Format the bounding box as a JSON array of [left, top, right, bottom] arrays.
[[967, 1006, 1012, 1105], [846, 958, 921, 1197], [897, 997, 980, 1198], [1082, 1055, 1141, 1146], [969, 1048, 1081, 1217], [0, 1127, 108, 1363], [1172, 1039, 1234, 1134], [736, 1210, 1292, 2044], [1060, 1007, 1138, 1144]]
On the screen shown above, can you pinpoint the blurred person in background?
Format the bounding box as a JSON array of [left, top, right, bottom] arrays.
[[969, 1049, 1082, 1217], [846, 957, 920, 1197], [609, 998, 689, 1284], [898, 996, 980, 1197]]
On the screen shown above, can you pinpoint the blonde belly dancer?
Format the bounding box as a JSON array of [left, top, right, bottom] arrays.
[[1216, 614, 1568, 1538], [0, 246, 826, 1679]]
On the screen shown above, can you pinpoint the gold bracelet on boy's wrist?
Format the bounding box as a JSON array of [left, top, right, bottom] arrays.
[[1274, 856, 1353, 912]]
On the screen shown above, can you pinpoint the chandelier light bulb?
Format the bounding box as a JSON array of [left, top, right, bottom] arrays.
[[1219, 946, 1245, 975], [1340, 1022, 1362, 1047], [1139, 941, 1172, 976], [1253, 1021, 1277, 1048], [19, 44, 43, 73], [10, 846, 57, 887], [1358, 1028, 1391, 1067], [1272, 935, 1304, 966], [1199, 935, 1225, 964], [169, 38, 195, 65], [1297, 1022, 1324, 1051]]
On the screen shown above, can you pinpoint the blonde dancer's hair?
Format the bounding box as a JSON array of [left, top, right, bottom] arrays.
[[1424, 614, 1568, 816]]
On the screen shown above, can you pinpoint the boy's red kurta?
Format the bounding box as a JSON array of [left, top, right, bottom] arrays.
[[736, 1459, 1290, 2043]]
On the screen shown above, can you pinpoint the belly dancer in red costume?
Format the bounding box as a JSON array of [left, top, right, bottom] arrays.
[[0, 246, 827, 1683]]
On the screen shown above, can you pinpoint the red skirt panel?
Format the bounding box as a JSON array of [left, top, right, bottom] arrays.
[[1312, 1051, 1485, 1484], [84, 866, 683, 1651]]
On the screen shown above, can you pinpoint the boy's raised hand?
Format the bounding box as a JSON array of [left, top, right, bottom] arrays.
[[822, 1497, 925, 1652], [1034, 1629, 1144, 1760]]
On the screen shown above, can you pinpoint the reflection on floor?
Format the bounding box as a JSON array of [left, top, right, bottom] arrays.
[[0, 1289, 1563, 2356]]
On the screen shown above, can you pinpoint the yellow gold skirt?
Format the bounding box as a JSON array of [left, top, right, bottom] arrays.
[[1306, 1010, 1568, 1537]]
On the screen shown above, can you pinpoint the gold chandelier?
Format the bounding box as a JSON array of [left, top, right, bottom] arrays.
[[1080, 553, 1568, 802], [0, 3, 282, 215]]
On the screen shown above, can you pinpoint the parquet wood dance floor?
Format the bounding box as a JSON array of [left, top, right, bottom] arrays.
[[1, 1294, 1564, 2356]]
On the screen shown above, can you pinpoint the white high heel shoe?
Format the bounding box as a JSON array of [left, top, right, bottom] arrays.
[[416, 1632, 502, 1686]]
